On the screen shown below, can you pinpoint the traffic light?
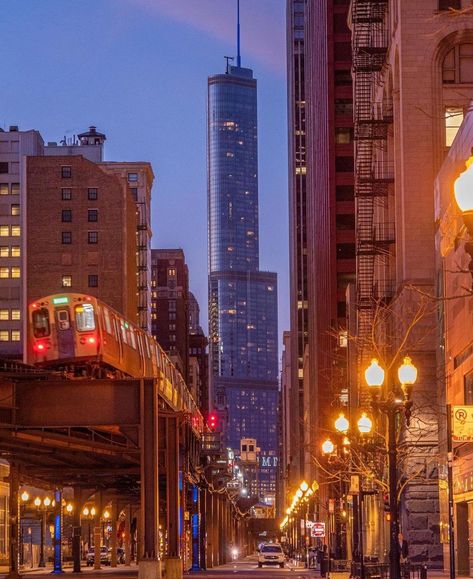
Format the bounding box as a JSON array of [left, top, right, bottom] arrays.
[[208, 412, 218, 431], [383, 493, 390, 512]]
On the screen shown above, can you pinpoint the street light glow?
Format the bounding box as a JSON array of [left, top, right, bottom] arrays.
[[334, 412, 350, 433], [66, 503, 73, 513], [357, 412, 373, 434], [43, 497, 51, 507], [397, 356, 417, 386], [34, 497, 41, 507], [82, 507, 89, 516], [321, 438, 335, 455], [21, 491, 29, 502], [300, 480, 309, 492], [454, 155, 473, 213], [365, 358, 385, 388]]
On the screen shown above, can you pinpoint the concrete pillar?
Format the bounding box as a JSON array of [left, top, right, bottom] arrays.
[[138, 379, 161, 579], [110, 501, 117, 567]]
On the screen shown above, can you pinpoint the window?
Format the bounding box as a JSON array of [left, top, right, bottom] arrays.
[[61, 188, 72, 200], [61, 166, 72, 178], [62, 275, 72, 287], [88, 209, 98, 222], [0, 227, 8, 237], [88, 231, 98, 244], [0, 185, 8, 196], [0, 331, 8, 342], [169, 300, 176, 312], [335, 70, 352, 86], [168, 268, 176, 277], [0, 247, 8, 257], [11, 225, 20, 236], [11, 246, 20, 257], [445, 107, 464, 147], [10, 204, 19, 216], [335, 128, 353, 144], [336, 156, 354, 172], [11, 267, 20, 278], [62, 209, 72, 222], [32, 308, 50, 338], [62, 231, 72, 244], [0, 163, 8, 174], [130, 187, 138, 201], [88, 274, 98, 287], [336, 185, 354, 201], [75, 303, 95, 331], [439, 0, 461, 10], [336, 214, 356, 230], [11, 310, 20, 321], [169, 323, 176, 331], [169, 312, 176, 320], [337, 301, 347, 318], [169, 334, 176, 342], [337, 243, 356, 259], [88, 188, 98, 200], [443, 44, 473, 84], [0, 268, 9, 279], [128, 173, 138, 182], [10, 183, 19, 195], [335, 42, 351, 61], [0, 310, 8, 321], [11, 330, 20, 342]]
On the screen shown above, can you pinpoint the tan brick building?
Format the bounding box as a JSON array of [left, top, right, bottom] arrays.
[[349, 0, 473, 567], [26, 155, 138, 321]]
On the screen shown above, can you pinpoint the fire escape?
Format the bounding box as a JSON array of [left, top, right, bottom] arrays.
[[352, 0, 394, 366], [136, 200, 150, 331]]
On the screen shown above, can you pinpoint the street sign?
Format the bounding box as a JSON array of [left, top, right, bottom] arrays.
[[311, 522, 325, 538], [452, 406, 473, 441]]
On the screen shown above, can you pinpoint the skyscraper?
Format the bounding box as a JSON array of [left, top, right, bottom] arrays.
[[207, 16, 278, 501]]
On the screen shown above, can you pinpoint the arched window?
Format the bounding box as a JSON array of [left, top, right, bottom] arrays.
[[443, 43, 473, 84]]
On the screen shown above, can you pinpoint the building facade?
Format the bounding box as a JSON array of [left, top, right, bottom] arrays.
[[207, 62, 279, 501], [188, 291, 209, 415], [151, 248, 189, 381]]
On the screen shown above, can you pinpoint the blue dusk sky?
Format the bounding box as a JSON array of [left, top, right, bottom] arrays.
[[3, 0, 289, 348]]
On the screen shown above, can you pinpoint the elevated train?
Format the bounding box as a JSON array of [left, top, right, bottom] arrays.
[[27, 293, 204, 432]]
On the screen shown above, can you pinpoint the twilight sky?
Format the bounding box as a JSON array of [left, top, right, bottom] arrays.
[[3, 0, 289, 346]]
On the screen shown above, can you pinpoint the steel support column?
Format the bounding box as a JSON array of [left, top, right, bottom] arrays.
[[7, 464, 20, 579], [139, 379, 161, 579], [72, 488, 81, 573], [52, 488, 64, 574], [165, 414, 182, 579], [110, 501, 117, 568]]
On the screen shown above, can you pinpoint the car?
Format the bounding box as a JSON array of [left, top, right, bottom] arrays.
[[258, 543, 285, 568], [86, 546, 111, 566]]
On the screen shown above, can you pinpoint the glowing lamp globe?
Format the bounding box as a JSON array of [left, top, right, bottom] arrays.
[[296, 489, 303, 499], [82, 507, 89, 516], [398, 356, 417, 386], [357, 412, 373, 434], [311, 481, 319, 492], [21, 491, 29, 502], [300, 481, 309, 492], [90, 507, 96, 517], [103, 510, 110, 520], [322, 438, 335, 455], [454, 156, 473, 214], [365, 358, 385, 387], [66, 503, 73, 513], [43, 497, 51, 507], [335, 412, 350, 433], [34, 497, 41, 507], [286, 508, 291, 515]]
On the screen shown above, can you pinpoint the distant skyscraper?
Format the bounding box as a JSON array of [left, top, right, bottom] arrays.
[[207, 32, 279, 500]]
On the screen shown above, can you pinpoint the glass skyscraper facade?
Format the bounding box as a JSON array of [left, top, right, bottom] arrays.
[[207, 64, 279, 500]]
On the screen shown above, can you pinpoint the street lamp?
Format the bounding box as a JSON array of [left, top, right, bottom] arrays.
[[322, 438, 335, 455], [364, 356, 417, 579]]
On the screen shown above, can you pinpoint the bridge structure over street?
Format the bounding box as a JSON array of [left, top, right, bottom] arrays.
[[0, 362, 246, 579]]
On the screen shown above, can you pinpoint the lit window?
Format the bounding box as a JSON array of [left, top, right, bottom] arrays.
[[11, 246, 20, 257], [11, 330, 20, 341], [11, 225, 20, 236], [0, 185, 8, 195], [61, 188, 72, 200], [61, 166, 72, 178], [62, 209, 72, 222], [88, 188, 98, 200], [0, 227, 9, 237], [128, 173, 138, 182], [0, 310, 8, 321], [88, 231, 98, 244], [168, 268, 176, 277], [335, 128, 353, 144], [10, 183, 19, 195], [88, 209, 98, 222], [11, 267, 20, 278], [11, 310, 20, 321], [445, 107, 464, 147], [10, 204, 19, 216], [75, 303, 95, 331], [0, 268, 9, 278], [0, 247, 8, 257], [88, 274, 98, 287], [62, 275, 72, 287], [0, 331, 8, 342], [339, 330, 348, 348], [62, 231, 72, 244], [169, 334, 176, 342], [151, 313, 157, 320]]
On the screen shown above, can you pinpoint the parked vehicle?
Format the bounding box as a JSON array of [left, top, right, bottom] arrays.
[[258, 543, 285, 568], [86, 546, 111, 566]]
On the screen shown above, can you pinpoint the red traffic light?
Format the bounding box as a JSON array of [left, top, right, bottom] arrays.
[[208, 412, 218, 431]]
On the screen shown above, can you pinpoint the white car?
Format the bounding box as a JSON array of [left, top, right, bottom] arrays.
[[258, 543, 285, 568]]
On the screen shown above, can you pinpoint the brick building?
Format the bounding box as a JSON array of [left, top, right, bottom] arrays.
[[151, 249, 189, 381], [26, 155, 138, 320], [188, 291, 209, 415]]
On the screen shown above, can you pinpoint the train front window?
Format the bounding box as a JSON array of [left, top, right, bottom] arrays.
[[32, 308, 50, 338], [56, 309, 70, 330], [75, 303, 95, 332]]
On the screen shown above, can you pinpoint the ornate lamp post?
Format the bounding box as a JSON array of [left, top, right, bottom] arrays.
[[364, 356, 417, 579]]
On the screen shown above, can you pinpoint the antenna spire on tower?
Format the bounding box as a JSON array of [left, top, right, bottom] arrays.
[[237, 0, 241, 67]]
